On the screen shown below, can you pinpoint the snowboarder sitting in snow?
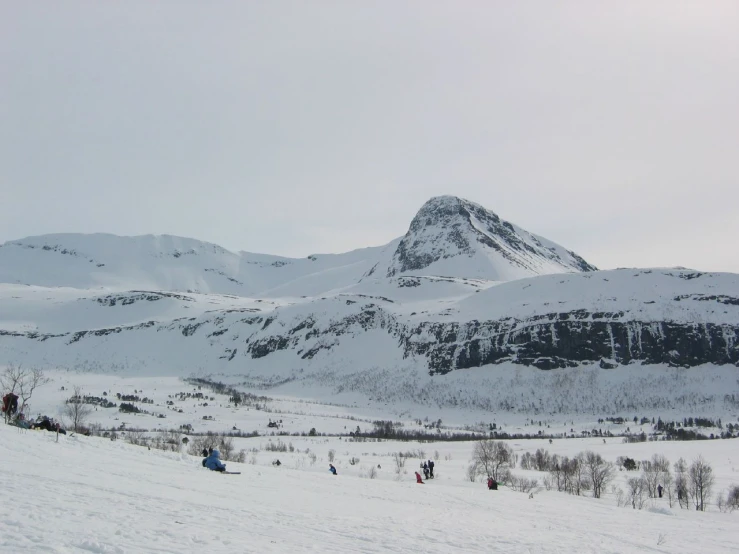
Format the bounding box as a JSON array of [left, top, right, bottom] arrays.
[[487, 477, 498, 490], [12, 412, 31, 429], [204, 449, 227, 472], [329, 464, 337, 475], [415, 471, 424, 484]]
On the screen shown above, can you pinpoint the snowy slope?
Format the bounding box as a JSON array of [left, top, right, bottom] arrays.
[[0, 268, 737, 386], [2, 413, 738, 554], [0, 233, 390, 297]]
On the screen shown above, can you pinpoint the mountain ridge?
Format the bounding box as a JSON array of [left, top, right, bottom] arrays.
[[0, 196, 594, 296], [1, 196, 736, 390]]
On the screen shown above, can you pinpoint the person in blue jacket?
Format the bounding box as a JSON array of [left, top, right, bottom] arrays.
[[204, 449, 227, 472]]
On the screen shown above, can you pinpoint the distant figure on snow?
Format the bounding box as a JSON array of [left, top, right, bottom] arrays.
[[204, 449, 226, 472], [422, 462, 429, 480], [415, 471, 424, 484], [202, 448, 208, 457], [428, 460, 435, 479], [487, 477, 497, 490], [329, 464, 337, 475], [657, 484, 663, 498]]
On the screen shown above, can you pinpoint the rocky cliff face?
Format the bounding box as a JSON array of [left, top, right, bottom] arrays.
[[405, 315, 739, 373], [189, 269, 739, 373], [236, 302, 739, 373]]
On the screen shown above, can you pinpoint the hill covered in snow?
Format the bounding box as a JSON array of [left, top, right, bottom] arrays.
[[0, 196, 737, 414], [2, 404, 738, 554]]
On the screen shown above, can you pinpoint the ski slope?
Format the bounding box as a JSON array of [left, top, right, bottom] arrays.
[[2, 416, 738, 553]]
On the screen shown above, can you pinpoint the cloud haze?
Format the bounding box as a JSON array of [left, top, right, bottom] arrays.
[[1, 1, 737, 272]]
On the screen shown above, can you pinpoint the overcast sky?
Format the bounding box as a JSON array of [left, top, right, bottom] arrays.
[[1, 1, 737, 272]]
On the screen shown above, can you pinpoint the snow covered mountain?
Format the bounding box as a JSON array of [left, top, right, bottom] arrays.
[[0, 232, 393, 297], [0, 196, 593, 297], [381, 196, 596, 280], [1, 196, 737, 401]]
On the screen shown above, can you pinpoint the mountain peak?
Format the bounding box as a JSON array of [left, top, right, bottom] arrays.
[[385, 196, 595, 280]]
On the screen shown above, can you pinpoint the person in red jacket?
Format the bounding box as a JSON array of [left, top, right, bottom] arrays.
[[415, 471, 424, 484]]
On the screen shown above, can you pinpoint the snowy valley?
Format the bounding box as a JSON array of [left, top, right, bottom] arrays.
[[1, 195, 739, 552]]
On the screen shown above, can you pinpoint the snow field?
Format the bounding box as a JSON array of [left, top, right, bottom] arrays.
[[2, 371, 739, 553], [2, 419, 738, 553]]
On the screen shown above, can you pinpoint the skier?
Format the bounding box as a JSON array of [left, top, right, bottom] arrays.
[[204, 449, 227, 472], [415, 471, 425, 484], [329, 464, 337, 475]]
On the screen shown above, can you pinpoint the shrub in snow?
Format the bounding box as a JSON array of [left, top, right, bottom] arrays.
[[717, 485, 739, 513], [471, 440, 513, 482]]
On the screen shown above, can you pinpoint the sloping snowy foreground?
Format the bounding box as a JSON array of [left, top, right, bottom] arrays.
[[1, 423, 736, 554]]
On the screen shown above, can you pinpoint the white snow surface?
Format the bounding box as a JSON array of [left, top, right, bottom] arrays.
[[1, 372, 738, 554]]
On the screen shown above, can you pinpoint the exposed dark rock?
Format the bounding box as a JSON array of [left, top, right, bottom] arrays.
[[386, 196, 598, 277]]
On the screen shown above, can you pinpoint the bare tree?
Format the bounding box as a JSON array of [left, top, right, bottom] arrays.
[[717, 485, 739, 513], [642, 454, 670, 498], [688, 456, 715, 512], [1, 364, 49, 422], [582, 451, 614, 499], [627, 477, 647, 509], [62, 386, 93, 433], [0, 363, 24, 395], [674, 457, 689, 509], [393, 452, 406, 474], [662, 469, 675, 507], [18, 367, 50, 415], [571, 454, 587, 496], [471, 440, 513, 481]]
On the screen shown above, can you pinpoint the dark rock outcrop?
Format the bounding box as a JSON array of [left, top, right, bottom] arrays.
[[404, 314, 739, 374]]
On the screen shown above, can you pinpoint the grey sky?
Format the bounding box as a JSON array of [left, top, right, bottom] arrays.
[[1, 1, 738, 272]]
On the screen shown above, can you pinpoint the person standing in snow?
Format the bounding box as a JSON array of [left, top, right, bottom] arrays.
[[428, 460, 435, 478], [422, 462, 430, 480], [415, 471, 425, 484], [204, 449, 227, 472], [657, 484, 663, 498]]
